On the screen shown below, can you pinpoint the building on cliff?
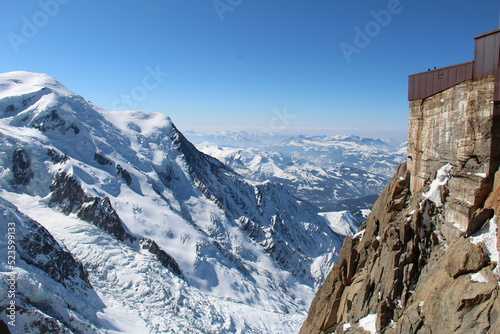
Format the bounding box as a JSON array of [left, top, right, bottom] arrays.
[[408, 28, 500, 101], [407, 27, 500, 239], [300, 27, 500, 334]]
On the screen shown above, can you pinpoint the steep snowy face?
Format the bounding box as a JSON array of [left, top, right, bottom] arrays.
[[0, 72, 346, 332], [0, 197, 106, 334]]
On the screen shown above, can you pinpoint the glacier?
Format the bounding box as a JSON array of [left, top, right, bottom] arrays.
[[0, 71, 351, 333]]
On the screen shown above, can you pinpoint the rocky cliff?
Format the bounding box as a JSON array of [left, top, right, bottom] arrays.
[[408, 75, 500, 238], [300, 75, 500, 333]]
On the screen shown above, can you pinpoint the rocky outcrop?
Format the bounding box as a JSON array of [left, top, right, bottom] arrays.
[[140, 238, 183, 277], [16, 211, 91, 290], [47, 148, 68, 164], [116, 164, 132, 185], [94, 152, 133, 185], [301, 163, 414, 333], [94, 152, 113, 166], [77, 197, 135, 243], [484, 168, 500, 265], [301, 76, 500, 333], [50, 171, 135, 242], [300, 162, 499, 333], [11, 148, 33, 186], [31, 109, 80, 135]]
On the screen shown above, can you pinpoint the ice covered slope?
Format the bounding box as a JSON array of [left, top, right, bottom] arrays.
[[0, 196, 106, 333], [0, 71, 346, 333], [0, 194, 307, 333], [318, 211, 362, 237]]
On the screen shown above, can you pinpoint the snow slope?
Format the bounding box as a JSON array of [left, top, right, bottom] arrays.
[[0, 194, 305, 333], [0, 71, 349, 333], [0, 196, 106, 334], [318, 211, 362, 237]]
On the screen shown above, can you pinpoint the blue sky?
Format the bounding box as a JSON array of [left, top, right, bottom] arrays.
[[0, 1, 499, 140]]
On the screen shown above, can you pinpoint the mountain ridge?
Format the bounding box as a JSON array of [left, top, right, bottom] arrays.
[[196, 140, 405, 212], [0, 71, 355, 333]]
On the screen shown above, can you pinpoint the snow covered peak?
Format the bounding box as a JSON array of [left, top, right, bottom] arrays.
[[0, 71, 74, 100], [0, 71, 351, 332], [0, 71, 91, 137], [102, 109, 174, 135], [0, 71, 175, 136]]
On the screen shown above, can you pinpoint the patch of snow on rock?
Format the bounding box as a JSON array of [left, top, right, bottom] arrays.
[[422, 163, 452, 207], [359, 314, 377, 334], [470, 272, 488, 283], [470, 216, 499, 282], [470, 216, 498, 263]]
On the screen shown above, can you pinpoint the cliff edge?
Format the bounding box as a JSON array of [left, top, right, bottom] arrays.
[[300, 74, 500, 333]]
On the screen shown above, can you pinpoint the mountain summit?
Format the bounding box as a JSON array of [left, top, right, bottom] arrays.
[[0, 71, 349, 333]]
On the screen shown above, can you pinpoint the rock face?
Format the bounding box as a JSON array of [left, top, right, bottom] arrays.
[[140, 238, 183, 277], [301, 76, 500, 333], [50, 171, 135, 243], [408, 75, 500, 233], [11, 148, 34, 186]]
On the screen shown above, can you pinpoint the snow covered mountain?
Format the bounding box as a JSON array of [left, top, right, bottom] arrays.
[[196, 145, 390, 212], [0, 72, 349, 333], [272, 134, 407, 177], [194, 135, 406, 212], [188, 132, 406, 179]]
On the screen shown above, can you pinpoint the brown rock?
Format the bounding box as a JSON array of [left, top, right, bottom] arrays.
[[376, 300, 390, 332], [466, 208, 495, 237], [302, 156, 499, 334], [484, 182, 500, 217], [337, 237, 359, 286], [493, 168, 500, 191], [300, 163, 411, 334], [407, 76, 498, 230], [485, 167, 500, 255], [392, 304, 424, 334], [444, 237, 486, 278]]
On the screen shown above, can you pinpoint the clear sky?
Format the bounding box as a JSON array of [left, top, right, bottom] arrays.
[[0, 1, 499, 141]]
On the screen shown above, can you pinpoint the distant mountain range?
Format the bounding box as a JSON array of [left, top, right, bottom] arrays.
[[187, 132, 407, 212]]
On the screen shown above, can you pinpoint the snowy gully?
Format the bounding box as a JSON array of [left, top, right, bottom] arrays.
[[6, 221, 17, 327]]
